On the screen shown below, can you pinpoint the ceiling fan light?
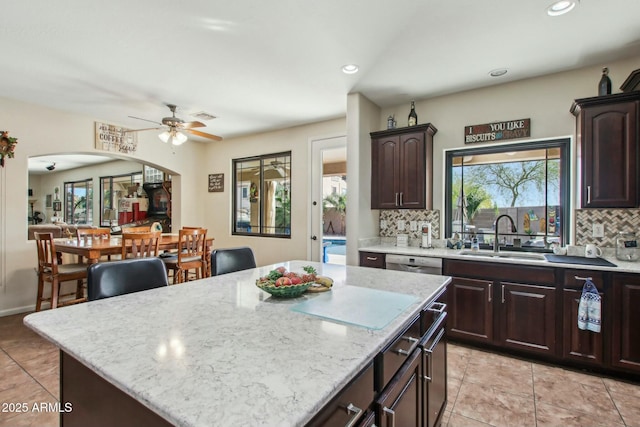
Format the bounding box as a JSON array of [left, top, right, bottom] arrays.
[[172, 131, 188, 146], [158, 131, 171, 143]]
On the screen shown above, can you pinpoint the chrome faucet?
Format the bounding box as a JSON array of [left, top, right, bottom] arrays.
[[494, 214, 517, 253]]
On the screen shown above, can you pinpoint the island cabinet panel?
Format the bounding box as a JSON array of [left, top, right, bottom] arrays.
[[307, 363, 374, 427], [375, 349, 423, 427], [421, 307, 447, 427], [359, 251, 386, 269], [572, 92, 640, 208], [498, 282, 557, 356], [370, 124, 436, 209], [611, 274, 640, 373], [446, 277, 493, 344], [61, 351, 173, 427], [561, 271, 605, 366]]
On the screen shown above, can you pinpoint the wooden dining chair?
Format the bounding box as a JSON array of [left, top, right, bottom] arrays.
[[34, 232, 87, 311], [76, 227, 112, 262], [163, 228, 208, 284], [121, 226, 151, 233], [121, 231, 161, 259], [87, 258, 168, 301]]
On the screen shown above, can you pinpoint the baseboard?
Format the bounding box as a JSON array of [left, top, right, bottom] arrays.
[[0, 305, 35, 317]]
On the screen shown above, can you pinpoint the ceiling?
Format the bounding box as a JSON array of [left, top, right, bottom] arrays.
[[4, 0, 640, 152]]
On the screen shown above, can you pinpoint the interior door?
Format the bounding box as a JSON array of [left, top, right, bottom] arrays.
[[309, 136, 346, 262]]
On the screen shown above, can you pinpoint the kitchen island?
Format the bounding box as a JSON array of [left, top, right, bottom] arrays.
[[24, 260, 449, 427]]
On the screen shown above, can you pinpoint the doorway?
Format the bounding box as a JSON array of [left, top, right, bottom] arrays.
[[310, 136, 347, 264]]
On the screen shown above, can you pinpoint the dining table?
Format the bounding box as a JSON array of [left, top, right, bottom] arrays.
[[53, 233, 215, 275]]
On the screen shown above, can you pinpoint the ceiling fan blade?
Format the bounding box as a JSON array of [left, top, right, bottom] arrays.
[[128, 116, 163, 126], [185, 129, 223, 141], [125, 126, 164, 133], [180, 121, 206, 129]]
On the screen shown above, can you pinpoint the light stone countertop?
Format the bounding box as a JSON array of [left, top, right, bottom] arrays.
[[359, 244, 640, 273], [24, 261, 450, 427]]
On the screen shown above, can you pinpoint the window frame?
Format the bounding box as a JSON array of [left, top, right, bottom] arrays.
[[444, 138, 570, 249], [232, 151, 292, 238], [64, 179, 93, 225], [99, 172, 143, 227]]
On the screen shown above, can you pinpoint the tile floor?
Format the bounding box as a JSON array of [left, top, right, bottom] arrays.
[[1, 312, 639, 427]]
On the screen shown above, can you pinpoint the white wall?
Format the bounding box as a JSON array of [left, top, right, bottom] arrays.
[[0, 97, 208, 315], [200, 118, 346, 267]]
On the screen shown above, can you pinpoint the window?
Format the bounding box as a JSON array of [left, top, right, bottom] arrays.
[[64, 179, 93, 225], [233, 152, 291, 237], [144, 165, 165, 183], [100, 172, 143, 226], [445, 138, 570, 250]]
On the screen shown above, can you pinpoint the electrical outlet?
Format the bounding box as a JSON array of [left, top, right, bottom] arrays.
[[409, 221, 417, 231], [397, 220, 405, 231], [380, 220, 387, 229], [592, 223, 605, 238]]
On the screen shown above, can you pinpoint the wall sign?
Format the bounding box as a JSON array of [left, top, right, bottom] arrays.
[[95, 122, 138, 154], [208, 173, 224, 192], [464, 118, 530, 144]]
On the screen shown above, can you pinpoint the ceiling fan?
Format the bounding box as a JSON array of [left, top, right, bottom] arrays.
[[128, 104, 222, 144], [256, 160, 288, 177]]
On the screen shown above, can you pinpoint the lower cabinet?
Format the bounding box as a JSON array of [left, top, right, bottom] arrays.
[[611, 273, 640, 373], [499, 282, 556, 356], [562, 271, 605, 366], [375, 349, 423, 427], [447, 277, 493, 343], [360, 251, 386, 269]]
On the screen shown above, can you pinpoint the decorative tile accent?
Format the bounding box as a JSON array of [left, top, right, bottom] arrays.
[[575, 208, 640, 247], [379, 210, 440, 239]]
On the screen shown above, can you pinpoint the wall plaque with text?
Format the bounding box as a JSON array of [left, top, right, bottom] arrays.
[[208, 173, 224, 192], [95, 122, 137, 154], [464, 118, 530, 144]]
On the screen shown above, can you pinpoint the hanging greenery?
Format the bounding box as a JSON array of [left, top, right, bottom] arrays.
[[0, 130, 18, 167]]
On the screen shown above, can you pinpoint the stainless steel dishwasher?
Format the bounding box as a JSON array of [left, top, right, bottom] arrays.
[[385, 254, 443, 275]]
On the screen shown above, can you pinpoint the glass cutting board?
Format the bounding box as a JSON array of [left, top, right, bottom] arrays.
[[290, 286, 419, 330]]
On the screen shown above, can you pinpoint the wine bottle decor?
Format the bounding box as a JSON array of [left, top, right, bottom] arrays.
[[598, 67, 612, 96], [408, 101, 417, 127]]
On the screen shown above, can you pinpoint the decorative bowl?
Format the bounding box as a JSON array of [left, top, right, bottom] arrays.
[[255, 280, 312, 298]]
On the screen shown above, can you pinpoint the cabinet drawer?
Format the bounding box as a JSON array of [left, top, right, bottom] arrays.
[[562, 270, 605, 291], [359, 252, 385, 269], [444, 259, 556, 285], [378, 315, 421, 387], [307, 363, 374, 427]]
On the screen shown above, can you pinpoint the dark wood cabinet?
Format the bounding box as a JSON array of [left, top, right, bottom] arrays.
[[498, 282, 556, 356], [421, 307, 447, 427], [446, 277, 493, 344], [359, 251, 386, 269], [571, 92, 640, 208], [611, 273, 640, 373], [562, 271, 605, 366], [375, 349, 423, 427], [371, 124, 436, 209]]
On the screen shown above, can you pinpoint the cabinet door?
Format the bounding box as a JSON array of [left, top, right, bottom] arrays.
[[359, 251, 385, 269], [611, 274, 640, 373], [371, 136, 401, 209], [499, 282, 557, 356], [562, 288, 604, 365], [397, 132, 426, 209], [422, 320, 447, 427], [376, 349, 422, 427], [447, 277, 493, 344], [581, 101, 637, 207]]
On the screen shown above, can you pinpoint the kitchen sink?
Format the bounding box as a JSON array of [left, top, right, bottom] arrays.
[[458, 250, 547, 261]]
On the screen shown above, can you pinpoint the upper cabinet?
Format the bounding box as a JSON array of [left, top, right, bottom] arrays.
[[571, 92, 640, 208], [370, 124, 437, 209]]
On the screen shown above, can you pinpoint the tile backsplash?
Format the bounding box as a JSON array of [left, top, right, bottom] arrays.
[[575, 208, 640, 247], [379, 210, 440, 239]]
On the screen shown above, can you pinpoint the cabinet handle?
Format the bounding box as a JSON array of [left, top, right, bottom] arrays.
[[426, 302, 446, 314], [501, 284, 505, 304], [366, 256, 378, 261], [343, 403, 363, 427], [399, 192, 403, 206], [423, 327, 445, 382], [383, 407, 396, 427], [488, 283, 492, 302], [587, 185, 591, 204], [395, 192, 399, 206], [395, 336, 419, 356]]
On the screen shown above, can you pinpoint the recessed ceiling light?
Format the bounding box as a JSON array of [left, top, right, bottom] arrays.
[[341, 64, 359, 74], [489, 68, 508, 77], [547, 0, 577, 16]]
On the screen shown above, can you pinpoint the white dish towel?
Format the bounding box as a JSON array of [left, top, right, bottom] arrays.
[[577, 279, 601, 333]]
